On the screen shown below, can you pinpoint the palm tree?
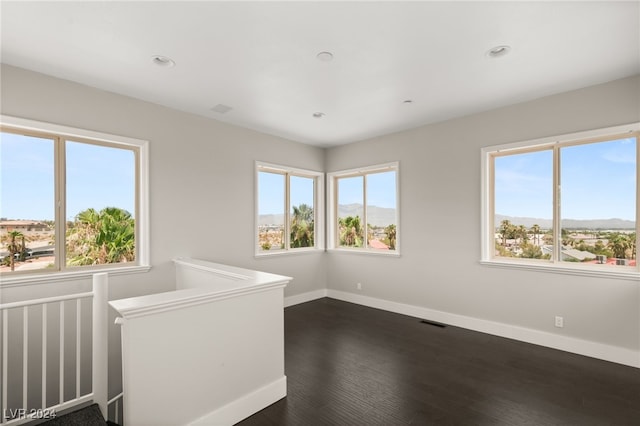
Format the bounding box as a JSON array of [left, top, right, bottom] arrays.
[[515, 225, 528, 250], [530, 224, 541, 246], [67, 207, 135, 266], [2, 230, 26, 271], [385, 224, 396, 250], [339, 216, 363, 247], [290, 204, 314, 248], [607, 233, 631, 260], [292, 204, 313, 223], [499, 219, 513, 248]]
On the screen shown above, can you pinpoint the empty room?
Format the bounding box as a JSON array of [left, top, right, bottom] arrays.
[[1, 1, 639, 425]]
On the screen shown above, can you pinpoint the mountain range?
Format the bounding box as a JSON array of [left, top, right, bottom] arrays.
[[258, 203, 396, 227], [259, 209, 633, 230], [495, 214, 635, 230]]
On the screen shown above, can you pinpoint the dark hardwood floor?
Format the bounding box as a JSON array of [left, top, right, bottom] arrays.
[[238, 298, 640, 426]]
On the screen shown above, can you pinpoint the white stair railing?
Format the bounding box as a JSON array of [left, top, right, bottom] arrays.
[[0, 273, 111, 425]]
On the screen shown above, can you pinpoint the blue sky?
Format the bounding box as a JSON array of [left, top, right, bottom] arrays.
[[494, 137, 636, 221], [258, 173, 316, 216], [1, 132, 135, 221], [336, 171, 397, 209]]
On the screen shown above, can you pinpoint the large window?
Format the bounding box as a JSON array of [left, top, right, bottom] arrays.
[[256, 162, 323, 255], [0, 116, 149, 281], [328, 162, 399, 254], [482, 123, 639, 277]]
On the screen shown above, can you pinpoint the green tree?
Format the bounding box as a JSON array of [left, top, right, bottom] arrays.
[[515, 225, 528, 250], [66, 207, 135, 266], [530, 224, 541, 246], [607, 233, 632, 260], [385, 224, 396, 250], [499, 219, 513, 247], [2, 230, 26, 271], [290, 204, 314, 248], [521, 241, 543, 259], [339, 216, 363, 247], [561, 228, 575, 247]]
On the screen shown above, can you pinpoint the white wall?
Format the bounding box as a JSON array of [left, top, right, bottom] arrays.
[[325, 75, 640, 360], [0, 64, 327, 299]]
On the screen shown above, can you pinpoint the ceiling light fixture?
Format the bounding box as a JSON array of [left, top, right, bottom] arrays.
[[211, 104, 233, 114], [152, 55, 176, 67], [316, 51, 334, 62], [486, 45, 511, 58], [312, 112, 326, 118]]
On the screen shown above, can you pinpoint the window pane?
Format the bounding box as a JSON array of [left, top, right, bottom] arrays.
[[560, 137, 636, 268], [494, 150, 553, 261], [0, 132, 56, 273], [258, 171, 285, 251], [289, 175, 314, 249], [337, 176, 364, 247], [65, 141, 136, 267], [366, 171, 397, 250]]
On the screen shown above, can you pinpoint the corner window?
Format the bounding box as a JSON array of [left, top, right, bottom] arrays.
[[482, 123, 639, 277], [328, 162, 399, 254], [255, 162, 323, 256], [1, 116, 149, 282]]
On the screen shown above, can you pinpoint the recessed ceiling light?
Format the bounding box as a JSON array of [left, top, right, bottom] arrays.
[[152, 55, 176, 67], [312, 112, 326, 118], [316, 51, 334, 62], [211, 104, 233, 114], [486, 45, 511, 58]]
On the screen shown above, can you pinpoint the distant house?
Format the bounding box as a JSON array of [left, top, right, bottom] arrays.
[[0, 220, 50, 235], [541, 245, 597, 262]]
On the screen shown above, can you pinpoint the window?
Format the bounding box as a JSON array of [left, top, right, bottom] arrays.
[[328, 162, 399, 254], [0, 115, 149, 282], [255, 162, 323, 255], [482, 123, 639, 277]]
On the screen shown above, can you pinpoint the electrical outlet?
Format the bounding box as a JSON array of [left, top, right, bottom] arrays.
[[357, 282, 362, 290], [555, 316, 564, 328]]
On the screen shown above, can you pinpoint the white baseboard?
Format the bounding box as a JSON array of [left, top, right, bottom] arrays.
[[326, 289, 640, 369], [284, 289, 327, 307], [188, 376, 287, 426]]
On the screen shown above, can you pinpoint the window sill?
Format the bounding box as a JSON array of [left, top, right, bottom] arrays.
[[480, 259, 639, 281], [0, 265, 151, 288], [255, 248, 324, 259], [328, 248, 401, 257]]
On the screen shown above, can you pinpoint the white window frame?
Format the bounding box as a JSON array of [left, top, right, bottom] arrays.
[[327, 162, 400, 256], [255, 161, 324, 257], [481, 122, 639, 279], [1, 115, 150, 286]]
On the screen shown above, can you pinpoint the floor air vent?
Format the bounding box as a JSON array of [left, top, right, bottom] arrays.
[[420, 319, 446, 328]]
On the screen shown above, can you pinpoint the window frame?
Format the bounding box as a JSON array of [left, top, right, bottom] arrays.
[[0, 115, 150, 286], [327, 162, 400, 256], [255, 161, 324, 257], [481, 122, 639, 279]]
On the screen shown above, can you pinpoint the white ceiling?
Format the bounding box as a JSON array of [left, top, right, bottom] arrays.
[[1, 1, 639, 147]]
